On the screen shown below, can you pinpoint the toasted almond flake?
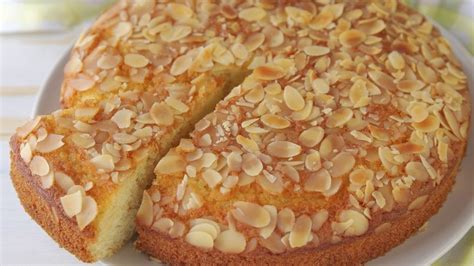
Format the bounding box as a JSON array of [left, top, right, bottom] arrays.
[[69, 78, 95, 91], [280, 165, 300, 183], [259, 233, 286, 254], [55, 172, 74, 192], [70, 133, 95, 149], [75, 107, 99, 121], [310, 10, 333, 30], [350, 130, 372, 142], [339, 29, 366, 47], [215, 230, 247, 254], [254, 65, 286, 80], [112, 132, 137, 144], [152, 218, 173, 233], [76, 196, 97, 231], [20, 142, 32, 163], [137, 193, 153, 227], [392, 186, 410, 203], [244, 87, 264, 103], [150, 102, 174, 126], [283, 86, 305, 111], [397, 80, 425, 92], [289, 215, 312, 248], [160, 25, 192, 42], [408, 195, 428, 210], [170, 54, 193, 76], [238, 7, 266, 22], [349, 168, 374, 186], [285, 6, 313, 24], [267, 141, 301, 158], [169, 221, 186, 238], [236, 135, 259, 153], [60, 190, 83, 218], [305, 151, 322, 171], [392, 142, 424, 154], [405, 161, 429, 182], [244, 33, 265, 52], [232, 201, 271, 228], [202, 169, 222, 188], [185, 230, 214, 249], [64, 53, 82, 74], [227, 152, 242, 171], [443, 107, 461, 138], [40, 170, 54, 189], [349, 80, 370, 107], [16, 117, 41, 138], [407, 102, 429, 123], [312, 78, 330, 94], [261, 114, 290, 129], [167, 3, 193, 21], [372, 191, 386, 208], [438, 141, 449, 163], [90, 154, 114, 171], [277, 208, 295, 233], [111, 109, 134, 129], [304, 168, 331, 192], [260, 205, 277, 239], [312, 210, 329, 231], [97, 53, 121, 69], [368, 125, 389, 141], [330, 152, 355, 178], [339, 210, 368, 236], [242, 153, 263, 177], [299, 127, 324, 147], [231, 43, 249, 59], [190, 223, 219, 239], [375, 223, 391, 234], [124, 54, 149, 68], [388, 51, 405, 70], [155, 154, 185, 175], [419, 155, 437, 180], [358, 19, 386, 35], [29, 155, 49, 176], [303, 45, 330, 57], [412, 115, 440, 132], [113, 21, 131, 37], [417, 62, 438, 83], [326, 108, 353, 128]]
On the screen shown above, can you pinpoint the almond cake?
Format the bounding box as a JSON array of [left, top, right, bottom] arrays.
[[10, 0, 470, 264]]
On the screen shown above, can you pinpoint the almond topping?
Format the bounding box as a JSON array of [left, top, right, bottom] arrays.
[[304, 168, 331, 192], [55, 172, 75, 192], [330, 152, 355, 178], [111, 109, 134, 129], [236, 135, 259, 153], [260, 205, 277, 239], [267, 141, 301, 158], [137, 191, 153, 227], [358, 19, 386, 35], [283, 86, 305, 111], [277, 208, 295, 233], [60, 190, 83, 218], [289, 215, 312, 248], [231, 201, 271, 228], [167, 3, 194, 21], [190, 223, 219, 239], [305, 151, 322, 171], [407, 102, 429, 123], [238, 7, 266, 22], [227, 152, 242, 171], [152, 218, 174, 233], [160, 25, 192, 42], [150, 102, 174, 126], [124, 54, 149, 68], [69, 78, 95, 91], [202, 169, 222, 188], [388, 51, 405, 69], [310, 10, 333, 30], [312, 210, 329, 231], [339, 29, 366, 47], [17, 117, 41, 138], [20, 142, 32, 163], [299, 127, 324, 147], [242, 153, 263, 177], [261, 114, 290, 129], [303, 45, 330, 57], [408, 195, 428, 210], [397, 80, 425, 92], [405, 161, 429, 182], [254, 65, 286, 80], [285, 6, 313, 24], [155, 154, 185, 175], [412, 115, 440, 132], [259, 233, 286, 254], [170, 54, 192, 76], [349, 168, 374, 186], [215, 230, 247, 254], [326, 108, 353, 128], [70, 133, 95, 148], [29, 155, 49, 176], [312, 78, 330, 94], [338, 210, 368, 236], [90, 154, 114, 172], [36, 134, 64, 153], [185, 231, 214, 249], [76, 196, 97, 230]]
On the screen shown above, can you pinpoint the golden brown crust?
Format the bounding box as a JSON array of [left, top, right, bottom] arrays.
[[136, 153, 460, 265], [10, 136, 96, 262]]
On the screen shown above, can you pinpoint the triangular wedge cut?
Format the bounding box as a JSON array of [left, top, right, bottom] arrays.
[[10, 0, 471, 264]]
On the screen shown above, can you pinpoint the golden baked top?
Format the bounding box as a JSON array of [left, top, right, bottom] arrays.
[[135, 0, 470, 255]]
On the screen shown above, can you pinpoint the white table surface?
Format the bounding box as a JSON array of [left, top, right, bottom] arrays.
[[0, 21, 473, 266]]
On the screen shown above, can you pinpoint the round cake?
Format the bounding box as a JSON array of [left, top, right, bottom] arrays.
[[10, 0, 470, 264]]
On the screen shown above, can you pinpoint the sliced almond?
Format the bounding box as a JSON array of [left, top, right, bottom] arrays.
[[326, 108, 353, 128], [155, 154, 185, 175], [55, 172, 75, 192], [312, 210, 329, 231], [260, 205, 277, 239], [303, 45, 330, 57], [227, 152, 242, 171], [349, 168, 374, 186], [388, 51, 405, 70], [261, 114, 290, 129], [167, 3, 193, 20], [111, 109, 134, 129], [150, 102, 174, 126], [17, 117, 41, 138], [412, 115, 440, 132], [254, 65, 286, 80], [304, 168, 331, 192], [152, 218, 174, 233], [20, 142, 32, 163], [259, 232, 286, 254], [283, 86, 305, 111], [242, 153, 263, 176], [170, 54, 192, 76], [90, 154, 114, 172], [405, 161, 429, 182], [160, 25, 192, 42], [299, 127, 324, 147], [190, 223, 219, 239], [407, 102, 429, 123], [408, 195, 428, 210], [231, 201, 271, 228], [202, 169, 222, 188], [124, 53, 149, 68], [289, 215, 312, 248], [185, 231, 214, 249], [76, 196, 97, 230], [236, 135, 259, 153], [267, 141, 301, 158], [339, 29, 366, 47], [29, 155, 49, 176], [238, 7, 266, 22], [277, 208, 295, 233], [60, 190, 83, 218], [330, 152, 355, 178], [339, 210, 368, 236], [137, 191, 154, 227], [215, 230, 246, 254], [36, 134, 64, 153]]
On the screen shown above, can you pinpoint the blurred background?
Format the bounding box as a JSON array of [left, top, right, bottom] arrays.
[[0, 0, 472, 265]]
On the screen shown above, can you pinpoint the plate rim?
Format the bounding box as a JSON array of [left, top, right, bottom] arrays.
[[32, 21, 474, 266]]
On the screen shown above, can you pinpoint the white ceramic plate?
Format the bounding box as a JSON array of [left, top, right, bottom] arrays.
[[34, 25, 474, 265]]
